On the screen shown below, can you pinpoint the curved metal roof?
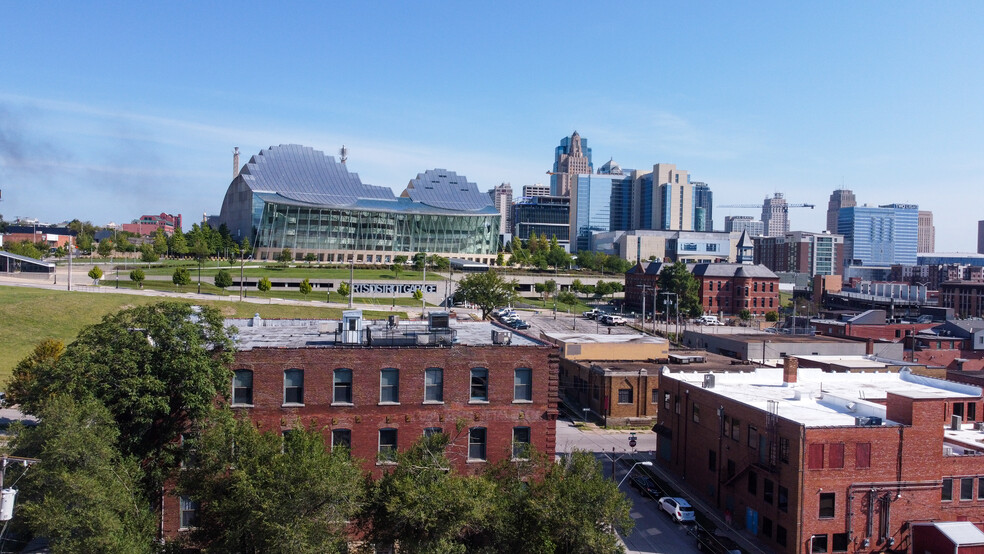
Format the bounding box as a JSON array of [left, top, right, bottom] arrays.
[[403, 169, 493, 211]]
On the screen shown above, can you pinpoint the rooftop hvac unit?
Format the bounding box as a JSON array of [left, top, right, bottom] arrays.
[[944, 446, 954, 456], [416, 334, 432, 345], [388, 315, 400, 327], [703, 374, 715, 389], [491, 330, 512, 345], [855, 416, 883, 426], [952, 414, 962, 431], [976, 422, 984, 431]]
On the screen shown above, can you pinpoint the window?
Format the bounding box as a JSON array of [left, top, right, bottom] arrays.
[[764, 479, 774, 504], [780, 437, 790, 463], [961, 477, 974, 500], [819, 492, 835, 518], [651, 388, 659, 403], [762, 516, 772, 538], [180, 434, 198, 469], [284, 369, 304, 405], [470, 368, 489, 402], [663, 392, 671, 409], [748, 471, 758, 495], [727, 459, 735, 478], [380, 368, 399, 403], [942, 478, 953, 501], [332, 429, 351, 452], [232, 369, 253, 405], [776, 525, 787, 547], [978, 477, 984, 500], [811, 534, 828, 553], [731, 419, 740, 441], [423, 427, 443, 437], [179, 496, 199, 529], [708, 449, 716, 472], [675, 395, 681, 414], [829, 442, 845, 469], [378, 428, 398, 463], [832, 533, 849, 552], [808, 443, 825, 469], [778, 485, 788, 512], [618, 389, 633, 404], [723, 416, 731, 437], [747, 425, 758, 448], [692, 404, 701, 423], [468, 427, 487, 461], [333, 368, 353, 404], [971, 403, 977, 421], [513, 427, 531, 459], [424, 368, 443, 403], [856, 442, 871, 468], [514, 368, 532, 402]]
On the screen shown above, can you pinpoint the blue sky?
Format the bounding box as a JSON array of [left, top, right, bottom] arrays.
[[2, 2, 982, 250]]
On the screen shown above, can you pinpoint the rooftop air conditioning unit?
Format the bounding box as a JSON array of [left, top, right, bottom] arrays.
[[944, 446, 954, 456], [703, 374, 715, 389], [491, 330, 512, 345], [975, 422, 984, 431]]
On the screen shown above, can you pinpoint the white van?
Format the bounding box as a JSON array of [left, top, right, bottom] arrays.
[[697, 315, 722, 326]]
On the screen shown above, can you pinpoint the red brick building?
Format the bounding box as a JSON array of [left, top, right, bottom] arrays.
[[655, 360, 984, 554], [625, 262, 780, 318], [120, 212, 182, 236], [163, 312, 559, 536], [942, 281, 984, 319]]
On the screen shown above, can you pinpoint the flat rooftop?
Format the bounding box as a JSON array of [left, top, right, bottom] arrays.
[[664, 366, 981, 427], [542, 332, 666, 345], [228, 317, 546, 350], [690, 332, 858, 344]]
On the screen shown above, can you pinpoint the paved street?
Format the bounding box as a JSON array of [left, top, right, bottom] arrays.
[[556, 418, 700, 554]]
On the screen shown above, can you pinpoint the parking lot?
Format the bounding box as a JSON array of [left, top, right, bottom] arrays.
[[506, 308, 645, 337]]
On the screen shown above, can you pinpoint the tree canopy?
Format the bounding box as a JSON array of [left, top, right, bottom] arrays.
[[656, 261, 702, 317], [455, 270, 517, 319]]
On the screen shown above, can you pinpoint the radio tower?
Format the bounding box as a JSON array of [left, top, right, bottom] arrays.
[[339, 145, 348, 165]]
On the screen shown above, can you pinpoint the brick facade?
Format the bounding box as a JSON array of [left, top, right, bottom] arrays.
[[625, 262, 780, 317]]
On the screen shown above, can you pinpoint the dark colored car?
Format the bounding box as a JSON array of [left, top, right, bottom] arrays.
[[506, 319, 531, 330], [629, 476, 662, 499], [688, 525, 743, 554]]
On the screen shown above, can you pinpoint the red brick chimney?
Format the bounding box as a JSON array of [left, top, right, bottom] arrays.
[[783, 357, 798, 384]]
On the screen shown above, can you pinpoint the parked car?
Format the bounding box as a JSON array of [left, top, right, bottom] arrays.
[[506, 319, 531, 330], [583, 309, 602, 319], [598, 314, 613, 325], [608, 315, 627, 326], [688, 525, 743, 554], [629, 476, 662, 499], [696, 315, 723, 326], [658, 497, 696, 523]]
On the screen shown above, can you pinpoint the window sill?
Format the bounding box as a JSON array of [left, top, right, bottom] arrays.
[[469, 400, 490, 405], [376, 460, 397, 466], [423, 400, 445, 405], [512, 400, 533, 404], [231, 403, 254, 408], [331, 402, 354, 407], [466, 459, 487, 464], [378, 401, 401, 406], [511, 457, 530, 462], [282, 403, 305, 408]]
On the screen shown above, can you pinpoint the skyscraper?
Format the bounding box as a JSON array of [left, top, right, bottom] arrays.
[[826, 189, 856, 233], [692, 182, 713, 231], [521, 183, 551, 198], [489, 183, 513, 236], [761, 193, 791, 237], [917, 210, 935, 253], [633, 163, 692, 231], [724, 215, 765, 237], [979, 221, 984, 255], [550, 131, 592, 196], [838, 203, 918, 268]]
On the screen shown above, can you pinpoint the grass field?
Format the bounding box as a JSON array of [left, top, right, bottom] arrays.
[[135, 264, 445, 281], [0, 286, 404, 385]]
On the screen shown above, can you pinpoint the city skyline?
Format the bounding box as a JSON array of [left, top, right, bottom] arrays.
[[2, 2, 983, 250]]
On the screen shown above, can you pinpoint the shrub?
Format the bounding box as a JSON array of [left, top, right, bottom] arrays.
[[257, 277, 272, 292], [214, 270, 233, 289], [172, 267, 191, 286]]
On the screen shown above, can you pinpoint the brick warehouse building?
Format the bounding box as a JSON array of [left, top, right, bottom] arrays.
[[655, 360, 984, 554], [625, 261, 780, 318], [163, 311, 559, 537]]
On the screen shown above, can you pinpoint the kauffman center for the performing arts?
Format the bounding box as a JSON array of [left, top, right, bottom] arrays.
[[217, 144, 500, 264]]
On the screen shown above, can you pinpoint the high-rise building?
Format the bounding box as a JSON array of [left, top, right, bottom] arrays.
[[761, 192, 789, 237], [490, 183, 513, 236], [512, 195, 570, 245], [692, 182, 713, 231], [838, 203, 918, 268], [570, 173, 630, 251], [521, 183, 551, 198], [753, 231, 844, 276], [826, 189, 856, 233], [632, 164, 692, 231], [550, 131, 592, 196], [724, 215, 765, 237], [917, 210, 935, 253], [979, 221, 984, 255]]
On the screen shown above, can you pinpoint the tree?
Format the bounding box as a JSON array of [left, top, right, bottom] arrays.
[[299, 278, 313, 296], [337, 281, 350, 299], [765, 310, 779, 322], [88, 265, 103, 282], [412, 288, 423, 301], [429, 255, 450, 271], [6, 339, 64, 407], [12, 302, 235, 499], [412, 252, 427, 271], [257, 277, 272, 292], [393, 255, 408, 265], [738, 309, 752, 322], [455, 270, 517, 320], [214, 269, 233, 289], [77, 232, 94, 253], [496, 251, 505, 267], [12, 394, 156, 554], [544, 279, 558, 298], [390, 263, 404, 280], [139, 243, 159, 263], [179, 416, 363, 553], [169, 231, 188, 257], [129, 268, 145, 288], [97, 238, 114, 258], [657, 261, 702, 317], [277, 248, 292, 266], [557, 291, 577, 306], [304, 253, 317, 263], [571, 279, 584, 298], [152, 228, 168, 256], [172, 266, 192, 286]]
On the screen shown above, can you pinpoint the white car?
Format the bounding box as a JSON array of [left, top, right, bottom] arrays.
[[659, 497, 696, 523], [697, 316, 722, 326]]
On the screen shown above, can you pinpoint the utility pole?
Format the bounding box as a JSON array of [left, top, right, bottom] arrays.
[[348, 258, 354, 309]]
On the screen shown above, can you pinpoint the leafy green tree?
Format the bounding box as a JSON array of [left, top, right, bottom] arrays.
[[172, 266, 192, 286], [116, 234, 134, 253], [738, 308, 752, 321], [88, 265, 104, 282], [129, 268, 145, 288], [257, 277, 272, 292], [456, 270, 518, 319], [390, 263, 404, 280], [358, 433, 497, 552], [544, 279, 558, 298], [557, 290, 578, 306], [169, 231, 188, 257], [571, 279, 584, 298], [139, 243, 159, 263], [496, 251, 505, 267], [240, 236, 252, 258], [12, 302, 235, 499], [76, 232, 94, 253], [393, 255, 408, 265], [299, 278, 313, 295], [657, 261, 702, 317], [337, 281, 350, 299], [765, 310, 779, 322], [97, 238, 114, 258], [152, 228, 168, 256], [304, 252, 317, 263], [412, 288, 424, 301], [12, 394, 156, 554], [277, 248, 293, 266], [412, 252, 427, 270], [429, 255, 450, 271], [6, 339, 64, 407], [214, 269, 233, 289], [179, 416, 363, 554]]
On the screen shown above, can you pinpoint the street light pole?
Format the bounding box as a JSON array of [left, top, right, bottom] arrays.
[[617, 461, 654, 487]]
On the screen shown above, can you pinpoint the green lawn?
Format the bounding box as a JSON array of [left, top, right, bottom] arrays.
[[137, 264, 445, 281], [518, 296, 592, 314], [0, 286, 403, 385]]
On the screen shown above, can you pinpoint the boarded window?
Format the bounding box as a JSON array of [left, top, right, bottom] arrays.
[[829, 443, 845, 469], [808, 443, 825, 470], [856, 442, 871, 468]]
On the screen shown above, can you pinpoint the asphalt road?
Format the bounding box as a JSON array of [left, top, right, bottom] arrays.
[[556, 418, 700, 554]]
